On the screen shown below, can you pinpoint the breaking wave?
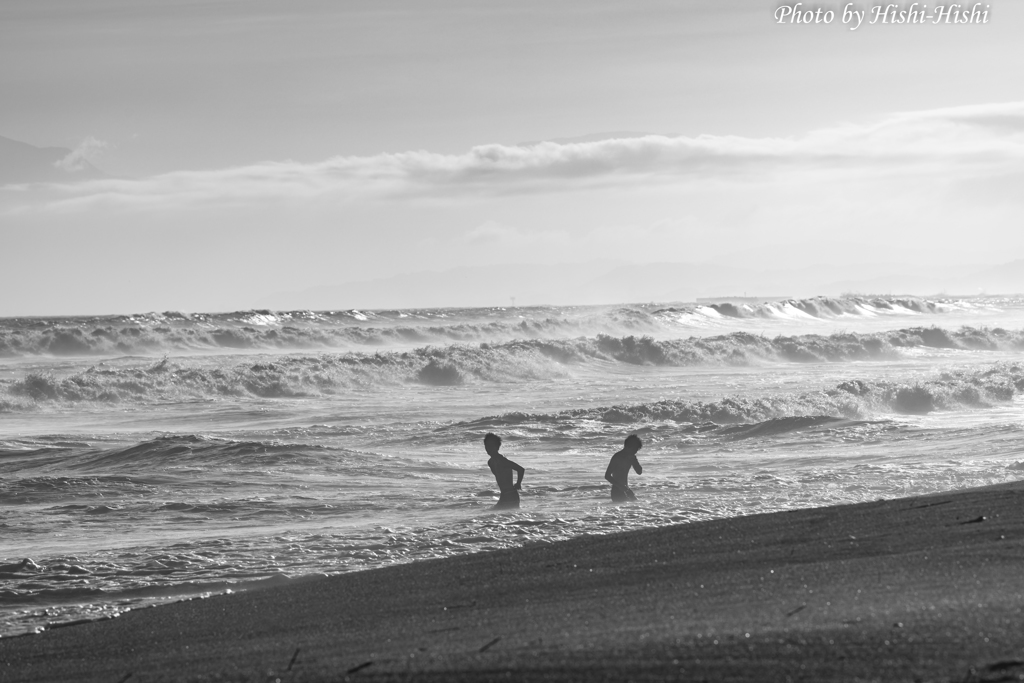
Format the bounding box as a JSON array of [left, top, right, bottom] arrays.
[[0, 346, 565, 409], [696, 295, 946, 319], [3, 326, 1024, 410], [0, 296, 982, 358], [463, 362, 1024, 427]]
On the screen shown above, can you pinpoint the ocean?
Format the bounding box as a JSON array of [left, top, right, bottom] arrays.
[[2, 296, 1024, 637]]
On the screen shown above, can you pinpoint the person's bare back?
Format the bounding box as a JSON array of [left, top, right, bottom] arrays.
[[605, 434, 642, 502]]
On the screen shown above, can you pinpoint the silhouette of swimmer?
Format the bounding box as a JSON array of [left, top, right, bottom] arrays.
[[605, 434, 643, 502], [484, 433, 525, 510]]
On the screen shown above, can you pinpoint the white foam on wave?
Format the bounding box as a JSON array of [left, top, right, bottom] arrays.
[[654, 309, 721, 330], [1, 296, 1020, 361], [240, 313, 280, 326], [853, 302, 881, 316], [694, 306, 724, 318], [767, 302, 816, 320], [886, 303, 923, 316]]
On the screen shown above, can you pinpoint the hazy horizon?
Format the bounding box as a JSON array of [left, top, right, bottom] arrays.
[[3, 256, 1023, 318]]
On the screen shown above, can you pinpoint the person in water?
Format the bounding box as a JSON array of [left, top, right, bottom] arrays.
[[484, 433, 525, 510], [605, 434, 643, 502]]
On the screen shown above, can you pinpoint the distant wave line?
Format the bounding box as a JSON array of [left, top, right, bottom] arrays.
[[0, 295, 983, 359]]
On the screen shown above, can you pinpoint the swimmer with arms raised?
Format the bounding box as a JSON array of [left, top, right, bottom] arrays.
[[484, 433, 525, 510], [605, 434, 643, 502]]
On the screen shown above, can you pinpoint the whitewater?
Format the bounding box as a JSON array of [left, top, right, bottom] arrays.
[[3, 295, 1024, 637]]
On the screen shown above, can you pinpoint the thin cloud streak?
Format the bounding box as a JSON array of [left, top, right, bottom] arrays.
[[7, 101, 1024, 213]]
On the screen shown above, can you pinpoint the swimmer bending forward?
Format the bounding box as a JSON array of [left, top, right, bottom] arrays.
[[484, 433, 525, 510], [605, 434, 643, 502]]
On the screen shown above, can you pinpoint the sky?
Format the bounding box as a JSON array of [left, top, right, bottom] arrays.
[[1, 0, 1023, 315]]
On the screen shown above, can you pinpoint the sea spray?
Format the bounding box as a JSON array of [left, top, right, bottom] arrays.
[[0, 296, 991, 358], [4, 327, 1024, 410], [461, 362, 1024, 428]]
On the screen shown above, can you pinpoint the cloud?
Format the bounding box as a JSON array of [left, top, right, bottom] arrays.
[[53, 136, 108, 173], [9, 101, 1024, 212]]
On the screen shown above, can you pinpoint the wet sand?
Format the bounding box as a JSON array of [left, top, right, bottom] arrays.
[[4, 481, 1024, 682]]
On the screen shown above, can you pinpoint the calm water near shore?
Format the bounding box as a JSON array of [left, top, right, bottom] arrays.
[[3, 296, 1024, 636]]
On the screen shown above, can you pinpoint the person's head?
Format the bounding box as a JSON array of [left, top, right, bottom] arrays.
[[484, 432, 502, 455], [625, 434, 642, 452]]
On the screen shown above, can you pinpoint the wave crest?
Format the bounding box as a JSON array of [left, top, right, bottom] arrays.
[[464, 362, 1024, 428], [0, 296, 982, 358], [3, 327, 1023, 410]]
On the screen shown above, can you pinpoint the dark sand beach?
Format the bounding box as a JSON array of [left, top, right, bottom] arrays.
[[4, 481, 1024, 683]]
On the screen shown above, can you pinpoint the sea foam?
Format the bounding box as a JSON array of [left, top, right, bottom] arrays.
[[3, 326, 1023, 410], [0, 296, 983, 358]]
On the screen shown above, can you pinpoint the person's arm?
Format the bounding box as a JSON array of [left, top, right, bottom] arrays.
[[632, 456, 642, 475], [605, 461, 616, 484], [509, 459, 525, 489]]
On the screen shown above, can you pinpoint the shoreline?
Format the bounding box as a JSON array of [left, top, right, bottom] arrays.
[[4, 480, 1024, 682]]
